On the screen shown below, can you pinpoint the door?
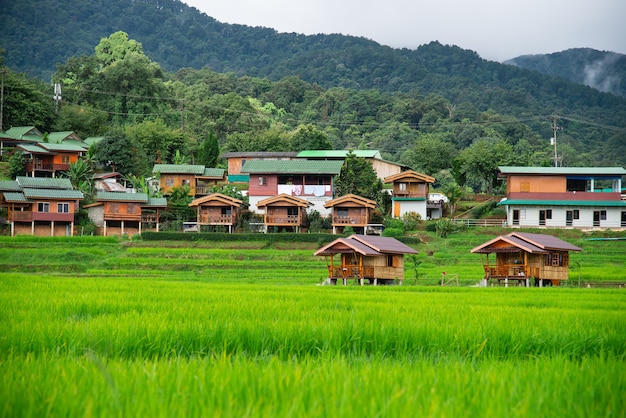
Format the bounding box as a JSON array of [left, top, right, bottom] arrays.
[[566, 210, 573, 227], [393, 201, 400, 217], [512, 210, 519, 226], [622, 211, 626, 227], [593, 211, 600, 227]]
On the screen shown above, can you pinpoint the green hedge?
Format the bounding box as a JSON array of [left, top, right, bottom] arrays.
[[141, 231, 423, 246]]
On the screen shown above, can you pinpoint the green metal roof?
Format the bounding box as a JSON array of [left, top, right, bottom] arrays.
[[144, 197, 168, 207], [83, 136, 104, 146], [0, 180, 21, 191], [242, 159, 344, 174], [95, 191, 149, 202], [2, 192, 29, 203], [46, 132, 80, 143], [16, 177, 73, 189], [297, 150, 381, 159], [2, 126, 40, 139], [22, 188, 84, 200], [498, 166, 626, 176], [498, 199, 626, 207], [201, 168, 225, 178], [18, 144, 52, 154], [37, 142, 87, 152], [152, 164, 206, 175]]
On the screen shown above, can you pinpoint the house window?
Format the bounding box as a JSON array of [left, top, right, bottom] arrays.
[[287, 207, 298, 217], [38, 202, 50, 213], [258, 176, 267, 186], [165, 177, 174, 187], [221, 207, 231, 216], [573, 210, 579, 219], [398, 183, 407, 191], [545, 253, 568, 267], [61, 155, 70, 164], [337, 208, 349, 218], [520, 182, 530, 192], [182, 179, 191, 186], [387, 255, 397, 267], [57, 203, 70, 213], [546, 210, 552, 219]]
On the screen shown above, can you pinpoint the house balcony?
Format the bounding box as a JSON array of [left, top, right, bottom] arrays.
[[26, 162, 70, 173], [394, 191, 426, 199], [10, 211, 74, 222], [104, 213, 142, 222], [198, 215, 237, 225], [332, 216, 369, 226], [265, 215, 300, 225], [195, 186, 210, 195]]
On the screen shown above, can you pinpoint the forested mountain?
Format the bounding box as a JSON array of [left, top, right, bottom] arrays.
[[505, 49, 626, 98], [1, 0, 625, 189]]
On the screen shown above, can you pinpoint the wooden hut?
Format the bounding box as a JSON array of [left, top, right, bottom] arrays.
[[470, 232, 582, 287], [189, 193, 247, 233], [314, 234, 418, 285], [257, 194, 311, 233], [324, 194, 377, 234]]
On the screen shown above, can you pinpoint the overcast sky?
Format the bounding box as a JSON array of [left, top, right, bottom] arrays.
[[183, 0, 625, 62]]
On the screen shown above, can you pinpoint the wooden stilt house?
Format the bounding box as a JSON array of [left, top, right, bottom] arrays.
[[189, 193, 247, 233], [324, 194, 378, 234], [257, 194, 311, 233], [470, 232, 582, 287], [314, 234, 418, 285]]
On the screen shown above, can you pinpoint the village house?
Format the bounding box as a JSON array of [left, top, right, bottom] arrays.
[[384, 170, 438, 219], [497, 166, 626, 229], [18, 142, 87, 177], [471, 232, 582, 287], [256, 194, 312, 233], [189, 193, 248, 233], [152, 164, 226, 196], [314, 234, 418, 285], [220, 151, 299, 182], [84, 191, 167, 236], [241, 159, 343, 215], [0, 176, 83, 236], [323, 194, 378, 235], [0, 126, 43, 157]]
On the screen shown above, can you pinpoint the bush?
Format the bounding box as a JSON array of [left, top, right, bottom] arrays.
[[382, 227, 403, 238]]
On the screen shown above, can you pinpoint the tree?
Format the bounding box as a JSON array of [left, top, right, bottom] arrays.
[[8, 152, 26, 179], [95, 129, 143, 175], [290, 124, 332, 152], [63, 159, 94, 199], [196, 132, 220, 167], [333, 151, 384, 205], [455, 138, 513, 194]]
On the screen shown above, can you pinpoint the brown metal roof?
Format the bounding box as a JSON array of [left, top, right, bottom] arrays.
[[314, 234, 417, 256], [471, 232, 582, 254]]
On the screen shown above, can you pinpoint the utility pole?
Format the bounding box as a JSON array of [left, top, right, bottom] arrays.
[[550, 115, 562, 167], [0, 67, 5, 132]]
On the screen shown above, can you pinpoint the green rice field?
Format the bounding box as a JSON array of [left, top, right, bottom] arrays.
[[1, 231, 625, 417]]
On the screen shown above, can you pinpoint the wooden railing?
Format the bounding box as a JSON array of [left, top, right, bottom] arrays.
[[10, 211, 33, 221], [333, 216, 368, 225], [453, 218, 506, 227], [266, 215, 299, 224], [198, 215, 236, 224]]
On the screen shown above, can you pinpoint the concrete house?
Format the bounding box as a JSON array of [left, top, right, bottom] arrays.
[[497, 166, 626, 229], [242, 159, 343, 215]]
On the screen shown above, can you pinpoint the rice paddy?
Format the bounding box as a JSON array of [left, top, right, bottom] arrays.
[[1, 231, 625, 417]]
